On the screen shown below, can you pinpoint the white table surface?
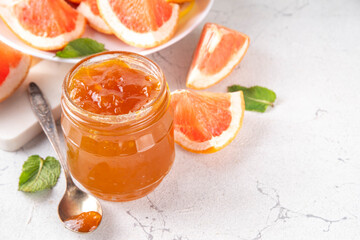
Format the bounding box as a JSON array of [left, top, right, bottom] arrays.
[[1, 0, 360, 239]]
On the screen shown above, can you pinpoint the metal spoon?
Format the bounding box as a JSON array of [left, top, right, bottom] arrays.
[[28, 82, 102, 233]]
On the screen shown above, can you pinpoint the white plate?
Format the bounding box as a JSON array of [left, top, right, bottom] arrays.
[[0, 0, 213, 63]]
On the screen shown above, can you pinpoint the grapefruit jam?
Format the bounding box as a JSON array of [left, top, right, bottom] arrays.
[[64, 211, 102, 232], [61, 52, 175, 201], [68, 59, 161, 115]]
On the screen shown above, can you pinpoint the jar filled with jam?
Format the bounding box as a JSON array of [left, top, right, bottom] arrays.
[[61, 52, 175, 201]]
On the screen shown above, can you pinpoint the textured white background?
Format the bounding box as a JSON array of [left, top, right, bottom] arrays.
[[1, 0, 360, 239]]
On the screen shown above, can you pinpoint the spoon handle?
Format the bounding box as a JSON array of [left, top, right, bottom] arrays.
[[28, 82, 72, 184]]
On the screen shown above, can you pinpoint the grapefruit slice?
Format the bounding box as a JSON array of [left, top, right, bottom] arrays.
[[171, 90, 245, 153], [0, 41, 31, 102], [186, 23, 250, 90], [97, 0, 180, 48], [0, 0, 86, 51], [77, 0, 112, 34]]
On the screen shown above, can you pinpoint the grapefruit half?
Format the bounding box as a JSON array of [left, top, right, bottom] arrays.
[[0, 41, 31, 102], [97, 0, 180, 48], [171, 90, 245, 153], [186, 23, 250, 89], [0, 0, 86, 50]]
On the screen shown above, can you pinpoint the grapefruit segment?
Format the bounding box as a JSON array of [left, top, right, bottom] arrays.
[[171, 90, 245, 153], [0, 0, 86, 50], [0, 41, 31, 102], [186, 23, 250, 90], [97, 0, 179, 48], [77, 0, 112, 34]]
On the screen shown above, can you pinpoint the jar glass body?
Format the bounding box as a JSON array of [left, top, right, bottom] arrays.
[[61, 52, 175, 202]]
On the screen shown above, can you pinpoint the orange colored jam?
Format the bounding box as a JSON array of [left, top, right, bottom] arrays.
[[64, 211, 102, 232], [61, 52, 174, 201], [68, 59, 160, 115]]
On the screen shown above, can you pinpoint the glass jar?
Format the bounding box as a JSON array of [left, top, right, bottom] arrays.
[[61, 52, 175, 202]]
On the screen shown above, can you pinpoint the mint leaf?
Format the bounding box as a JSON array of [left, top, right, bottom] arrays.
[[19, 155, 61, 192], [228, 85, 276, 112], [56, 38, 106, 58]]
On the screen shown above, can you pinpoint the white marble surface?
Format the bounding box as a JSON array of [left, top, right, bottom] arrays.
[[1, 0, 360, 239]]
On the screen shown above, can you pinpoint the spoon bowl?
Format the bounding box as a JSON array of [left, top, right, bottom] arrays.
[[28, 82, 103, 233], [58, 185, 103, 231]]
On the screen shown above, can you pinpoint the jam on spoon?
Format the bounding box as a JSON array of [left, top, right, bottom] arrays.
[[63, 211, 102, 233]]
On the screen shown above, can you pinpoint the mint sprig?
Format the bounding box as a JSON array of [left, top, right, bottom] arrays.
[[56, 38, 106, 58], [228, 85, 276, 113], [19, 155, 61, 192]]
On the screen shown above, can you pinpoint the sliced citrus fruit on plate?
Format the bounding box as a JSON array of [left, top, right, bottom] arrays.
[[171, 90, 245, 153], [0, 0, 86, 50], [77, 0, 112, 34], [0, 41, 31, 102], [186, 23, 250, 90], [97, 0, 180, 48]]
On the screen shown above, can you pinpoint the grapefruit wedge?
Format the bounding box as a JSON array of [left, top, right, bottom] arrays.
[[97, 0, 180, 48], [0, 0, 86, 51], [0, 41, 31, 102], [77, 0, 112, 34], [186, 23, 250, 90], [171, 90, 245, 153]]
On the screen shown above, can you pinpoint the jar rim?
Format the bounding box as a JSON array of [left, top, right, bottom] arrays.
[[62, 51, 166, 125]]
